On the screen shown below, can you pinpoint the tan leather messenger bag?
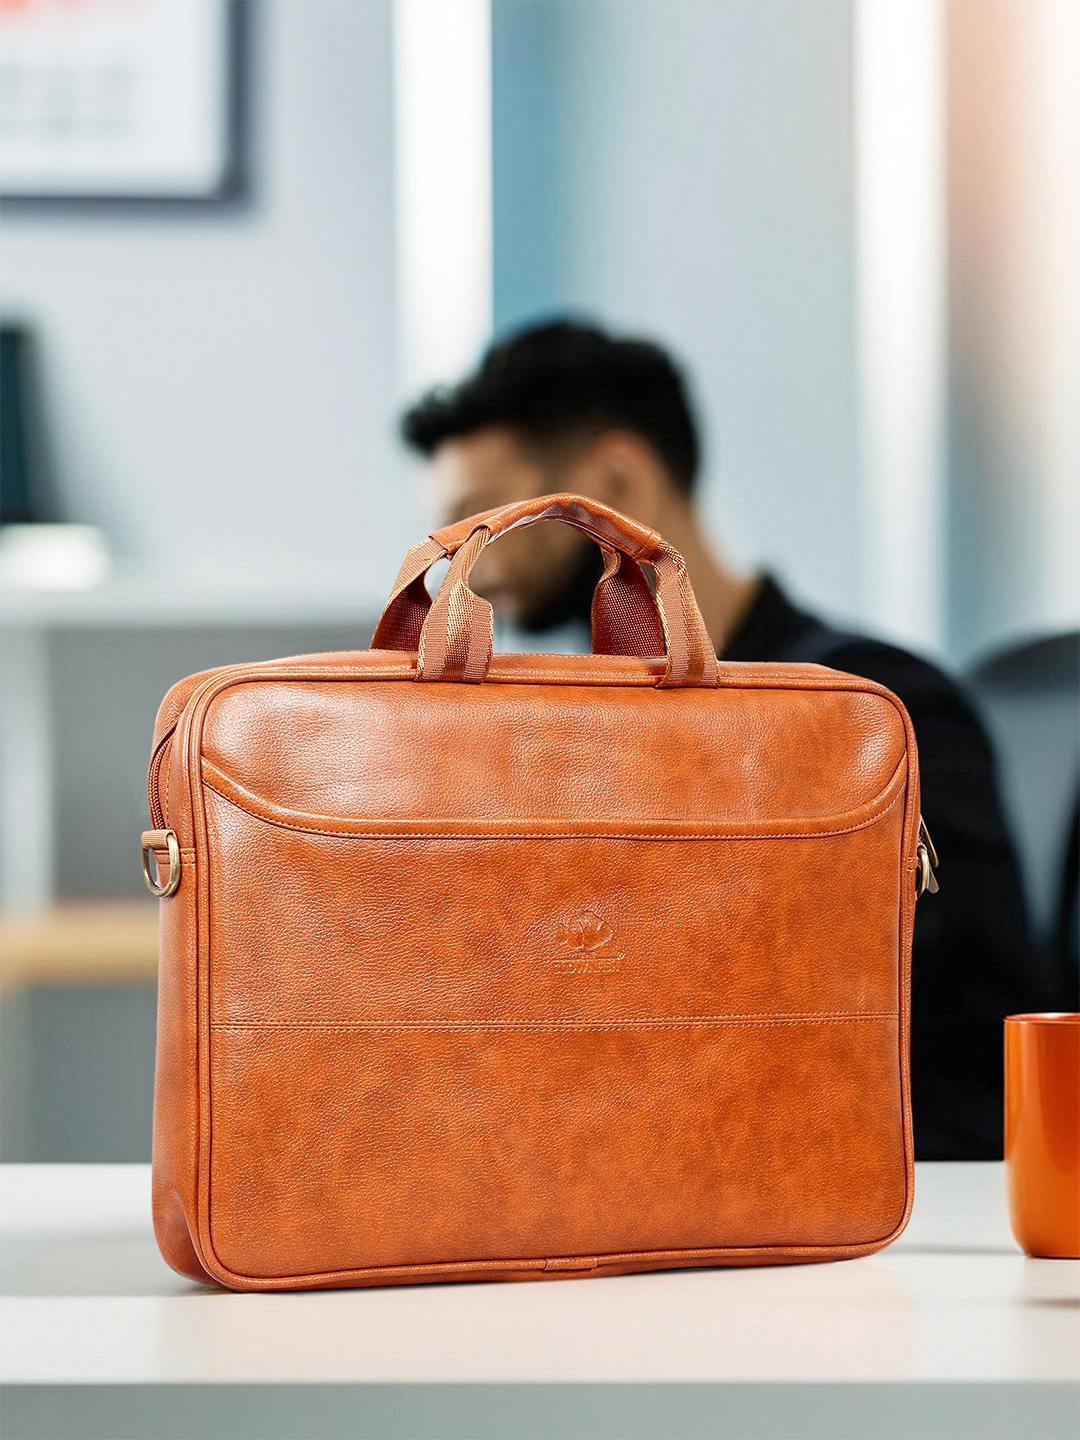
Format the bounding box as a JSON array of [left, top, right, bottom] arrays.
[[145, 493, 933, 1291]]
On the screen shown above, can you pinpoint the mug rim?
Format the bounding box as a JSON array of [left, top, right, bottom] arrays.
[[1005, 1012, 1080, 1025]]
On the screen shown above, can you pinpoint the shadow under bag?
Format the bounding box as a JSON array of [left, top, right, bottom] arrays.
[[144, 493, 932, 1291]]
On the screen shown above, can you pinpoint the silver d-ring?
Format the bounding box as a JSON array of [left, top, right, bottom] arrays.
[[142, 829, 181, 898]]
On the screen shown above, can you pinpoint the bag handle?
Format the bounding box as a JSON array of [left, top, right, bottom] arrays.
[[372, 496, 665, 662], [374, 493, 717, 689]]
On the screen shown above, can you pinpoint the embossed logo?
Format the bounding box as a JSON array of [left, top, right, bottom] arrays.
[[553, 911, 624, 974]]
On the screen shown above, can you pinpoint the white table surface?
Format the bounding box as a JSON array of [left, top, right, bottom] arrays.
[[2, 1161, 1077, 1388]]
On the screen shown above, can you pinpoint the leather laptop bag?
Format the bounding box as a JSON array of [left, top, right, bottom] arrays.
[[145, 493, 932, 1291]]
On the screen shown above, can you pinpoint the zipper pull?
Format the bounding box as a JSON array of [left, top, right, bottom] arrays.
[[916, 815, 939, 896]]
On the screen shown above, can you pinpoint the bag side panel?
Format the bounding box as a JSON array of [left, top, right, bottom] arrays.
[[151, 858, 210, 1282], [149, 717, 214, 1284]]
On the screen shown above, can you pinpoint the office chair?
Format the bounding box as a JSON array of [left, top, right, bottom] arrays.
[[969, 632, 1080, 1008]]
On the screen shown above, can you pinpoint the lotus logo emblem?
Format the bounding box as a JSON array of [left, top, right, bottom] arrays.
[[553, 911, 624, 974]]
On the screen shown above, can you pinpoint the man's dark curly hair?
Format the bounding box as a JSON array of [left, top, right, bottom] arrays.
[[400, 319, 701, 494]]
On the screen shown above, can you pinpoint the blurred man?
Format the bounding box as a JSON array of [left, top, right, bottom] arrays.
[[401, 319, 1047, 1160]]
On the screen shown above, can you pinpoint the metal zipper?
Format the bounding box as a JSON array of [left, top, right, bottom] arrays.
[[147, 729, 174, 830]]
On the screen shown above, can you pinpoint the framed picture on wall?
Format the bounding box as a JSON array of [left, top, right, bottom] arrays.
[[0, 0, 247, 205]]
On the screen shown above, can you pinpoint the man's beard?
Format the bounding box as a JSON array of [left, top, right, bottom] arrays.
[[518, 539, 604, 634]]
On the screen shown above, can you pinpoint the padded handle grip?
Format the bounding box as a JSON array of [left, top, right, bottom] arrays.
[[374, 494, 717, 688], [430, 492, 664, 560]]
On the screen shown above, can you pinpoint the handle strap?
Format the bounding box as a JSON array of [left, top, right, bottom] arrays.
[[430, 492, 663, 558], [370, 536, 447, 653], [372, 496, 666, 660], [385, 493, 716, 688]]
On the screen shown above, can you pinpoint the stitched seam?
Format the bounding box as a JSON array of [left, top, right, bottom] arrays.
[[199, 773, 905, 842], [211, 1014, 897, 1032], [211, 661, 896, 691], [201, 1236, 898, 1287], [200, 661, 909, 700]]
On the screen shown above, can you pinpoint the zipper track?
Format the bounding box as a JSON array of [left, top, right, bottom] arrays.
[[147, 729, 174, 829]]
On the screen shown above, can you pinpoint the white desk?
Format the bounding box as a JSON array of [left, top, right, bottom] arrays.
[[1, 1162, 1077, 1439]]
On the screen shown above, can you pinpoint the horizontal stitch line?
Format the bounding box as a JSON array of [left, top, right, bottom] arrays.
[[207, 662, 881, 685], [210, 1013, 897, 1032], [203, 1231, 899, 1288], [475, 669, 655, 681], [200, 775, 905, 842]]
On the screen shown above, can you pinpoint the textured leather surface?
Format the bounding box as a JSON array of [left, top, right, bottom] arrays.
[[149, 496, 918, 1292]]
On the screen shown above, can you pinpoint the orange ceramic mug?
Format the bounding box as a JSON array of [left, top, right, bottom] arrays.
[[1004, 1013, 1080, 1258]]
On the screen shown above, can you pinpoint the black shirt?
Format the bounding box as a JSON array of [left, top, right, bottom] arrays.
[[722, 577, 1047, 1159]]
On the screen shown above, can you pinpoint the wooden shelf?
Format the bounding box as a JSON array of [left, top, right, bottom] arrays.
[[0, 902, 159, 988], [0, 569, 385, 630]]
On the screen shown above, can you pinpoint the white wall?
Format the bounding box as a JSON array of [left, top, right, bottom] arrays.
[[495, 0, 861, 624], [4, 0, 1074, 652], [0, 0, 420, 599], [946, 0, 1080, 661], [494, 0, 1079, 660]]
